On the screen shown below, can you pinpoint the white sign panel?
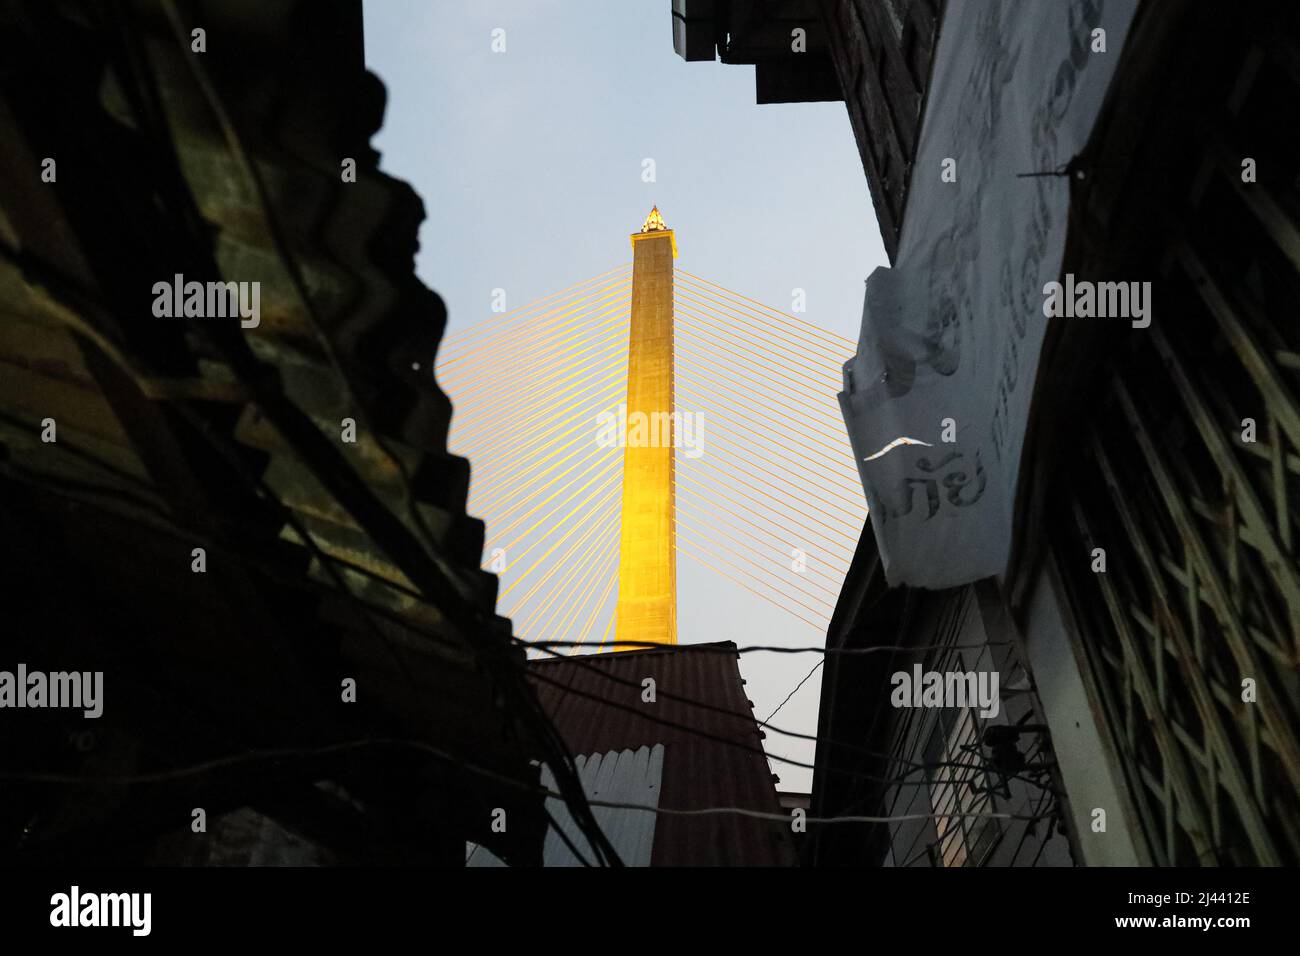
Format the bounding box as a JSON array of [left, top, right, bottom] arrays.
[[839, 0, 1138, 588]]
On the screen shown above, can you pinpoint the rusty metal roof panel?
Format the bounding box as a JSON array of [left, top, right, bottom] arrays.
[[528, 643, 796, 866]]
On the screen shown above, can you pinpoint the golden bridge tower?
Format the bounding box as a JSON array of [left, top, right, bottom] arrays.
[[613, 206, 678, 647]]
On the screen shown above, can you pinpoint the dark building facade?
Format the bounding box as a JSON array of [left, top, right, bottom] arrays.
[[817, 0, 942, 260], [1035, 1, 1300, 865], [817, 0, 1300, 866], [0, 0, 596, 866], [808, 528, 1076, 867], [677, 0, 1300, 866]]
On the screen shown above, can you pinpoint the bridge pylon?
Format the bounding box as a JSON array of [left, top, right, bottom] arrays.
[[612, 207, 678, 648]]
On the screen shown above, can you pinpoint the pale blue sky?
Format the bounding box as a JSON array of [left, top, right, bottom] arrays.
[[363, 0, 886, 791]]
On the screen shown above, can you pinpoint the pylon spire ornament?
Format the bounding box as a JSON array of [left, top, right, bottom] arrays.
[[641, 205, 668, 233]]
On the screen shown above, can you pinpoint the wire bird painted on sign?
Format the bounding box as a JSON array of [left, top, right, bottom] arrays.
[[862, 436, 933, 461]]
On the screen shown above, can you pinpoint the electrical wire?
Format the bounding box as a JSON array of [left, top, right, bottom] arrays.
[[0, 736, 1039, 826], [765, 660, 824, 723], [526, 639, 1010, 656]]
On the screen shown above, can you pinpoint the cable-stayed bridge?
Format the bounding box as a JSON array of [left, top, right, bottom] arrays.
[[436, 213, 867, 654]]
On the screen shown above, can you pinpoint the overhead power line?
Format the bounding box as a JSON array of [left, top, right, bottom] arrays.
[[0, 736, 1044, 831], [765, 660, 824, 723]]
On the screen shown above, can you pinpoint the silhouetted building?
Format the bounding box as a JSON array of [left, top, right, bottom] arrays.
[[822, 0, 1300, 866], [0, 0, 567, 866], [810, 529, 1077, 867], [677, 0, 1300, 867]]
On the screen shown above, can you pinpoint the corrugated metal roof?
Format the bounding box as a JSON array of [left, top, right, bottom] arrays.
[[528, 643, 796, 866], [543, 745, 663, 867], [469, 744, 664, 867]]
